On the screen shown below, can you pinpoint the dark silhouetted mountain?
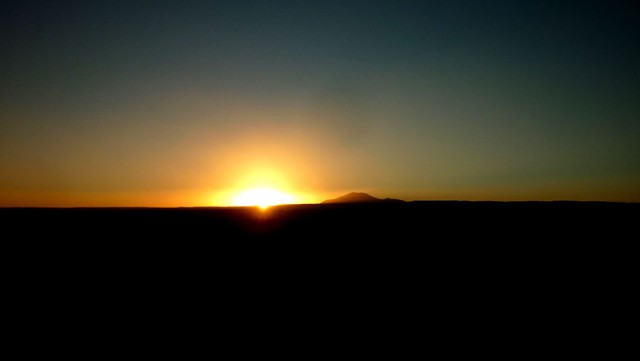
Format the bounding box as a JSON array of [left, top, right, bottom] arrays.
[[321, 192, 404, 204]]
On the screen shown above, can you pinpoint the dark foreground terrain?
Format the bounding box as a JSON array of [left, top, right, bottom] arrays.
[[3, 201, 637, 240], [3, 201, 637, 270], [4, 200, 637, 278], [2, 201, 635, 343], [3, 200, 636, 290], [2, 201, 636, 265]]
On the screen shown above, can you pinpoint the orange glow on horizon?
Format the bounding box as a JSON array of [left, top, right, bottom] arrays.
[[232, 187, 295, 209], [208, 165, 318, 207]]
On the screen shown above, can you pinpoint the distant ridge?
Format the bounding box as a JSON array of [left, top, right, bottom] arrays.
[[322, 192, 404, 204]]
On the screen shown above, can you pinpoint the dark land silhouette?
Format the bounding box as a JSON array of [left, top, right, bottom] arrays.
[[3, 197, 637, 242], [322, 192, 405, 204], [3, 196, 636, 289], [4, 196, 635, 330]]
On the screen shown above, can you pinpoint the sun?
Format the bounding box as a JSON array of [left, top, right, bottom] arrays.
[[232, 187, 295, 209]]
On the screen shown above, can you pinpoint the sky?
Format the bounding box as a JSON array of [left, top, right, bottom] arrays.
[[1, 0, 639, 206]]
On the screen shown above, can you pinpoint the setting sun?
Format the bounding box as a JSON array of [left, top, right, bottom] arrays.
[[232, 188, 295, 209]]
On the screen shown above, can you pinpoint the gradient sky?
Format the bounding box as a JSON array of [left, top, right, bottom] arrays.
[[1, 0, 639, 206]]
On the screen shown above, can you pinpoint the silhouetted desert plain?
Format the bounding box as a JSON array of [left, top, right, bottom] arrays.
[[3, 198, 637, 241], [4, 198, 636, 316]]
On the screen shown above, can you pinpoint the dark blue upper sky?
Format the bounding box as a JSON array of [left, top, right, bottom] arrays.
[[1, 0, 639, 205]]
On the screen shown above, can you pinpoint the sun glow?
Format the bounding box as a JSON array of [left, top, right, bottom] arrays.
[[210, 166, 317, 207], [232, 187, 295, 209]]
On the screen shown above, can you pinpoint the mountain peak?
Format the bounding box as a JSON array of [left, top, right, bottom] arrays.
[[322, 192, 404, 204]]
